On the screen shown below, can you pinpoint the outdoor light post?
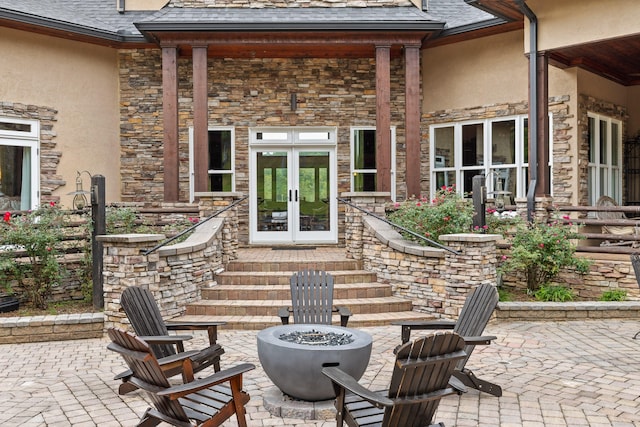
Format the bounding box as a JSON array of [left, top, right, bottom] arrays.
[[91, 175, 105, 309]]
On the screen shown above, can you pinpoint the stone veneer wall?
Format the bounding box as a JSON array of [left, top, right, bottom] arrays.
[[421, 98, 574, 205], [0, 102, 62, 204], [119, 52, 409, 243], [100, 216, 228, 330], [170, 0, 414, 7], [344, 194, 500, 318]]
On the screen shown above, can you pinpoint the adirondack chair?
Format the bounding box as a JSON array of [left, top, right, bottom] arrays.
[[107, 328, 255, 427], [391, 283, 501, 397], [278, 269, 351, 327], [322, 331, 467, 427], [118, 286, 225, 394]]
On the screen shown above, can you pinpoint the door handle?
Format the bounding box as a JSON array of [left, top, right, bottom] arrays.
[[295, 190, 298, 202], [289, 190, 292, 202]]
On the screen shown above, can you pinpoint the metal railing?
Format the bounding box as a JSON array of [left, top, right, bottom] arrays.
[[143, 196, 248, 255], [338, 198, 459, 255]]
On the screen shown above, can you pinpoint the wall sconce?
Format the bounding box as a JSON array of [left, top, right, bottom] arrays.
[[290, 93, 297, 111], [67, 170, 92, 210]]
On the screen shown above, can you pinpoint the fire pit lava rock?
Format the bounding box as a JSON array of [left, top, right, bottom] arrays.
[[257, 324, 372, 401]]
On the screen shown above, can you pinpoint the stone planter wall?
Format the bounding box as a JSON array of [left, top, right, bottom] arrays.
[[0, 313, 103, 344]]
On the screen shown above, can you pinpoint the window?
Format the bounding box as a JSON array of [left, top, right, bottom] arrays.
[[588, 113, 622, 204], [430, 116, 531, 200], [208, 129, 234, 192], [350, 127, 396, 200], [0, 117, 39, 211], [189, 127, 235, 201]]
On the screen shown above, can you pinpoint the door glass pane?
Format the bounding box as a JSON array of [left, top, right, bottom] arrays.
[[299, 151, 330, 232], [434, 127, 454, 167], [462, 169, 483, 195], [523, 118, 529, 164], [0, 145, 30, 211], [209, 174, 232, 192], [353, 173, 376, 192], [256, 151, 288, 232], [462, 123, 484, 166], [492, 120, 516, 164]]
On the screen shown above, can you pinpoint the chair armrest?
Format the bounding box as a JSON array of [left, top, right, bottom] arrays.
[[165, 321, 226, 345], [335, 306, 352, 327], [322, 366, 393, 408], [158, 363, 256, 400], [138, 335, 193, 345], [114, 350, 199, 381], [462, 335, 496, 346], [390, 320, 456, 344], [278, 307, 291, 325]]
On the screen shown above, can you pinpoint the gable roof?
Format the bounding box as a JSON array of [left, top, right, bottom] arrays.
[[0, 0, 507, 45]]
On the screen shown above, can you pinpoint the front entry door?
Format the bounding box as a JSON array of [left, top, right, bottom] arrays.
[[250, 129, 337, 244]]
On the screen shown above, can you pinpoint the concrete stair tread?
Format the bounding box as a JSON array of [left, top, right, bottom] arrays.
[[205, 282, 391, 290], [175, 311, 434, 330], [189, 296, 409, 306]]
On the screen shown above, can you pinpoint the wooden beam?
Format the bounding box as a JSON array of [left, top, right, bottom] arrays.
[[162, 45, 179, 202], [193, 45, 209, 194], [536, 51, 550, 197], [376, 45, 391, 194], [404, 44, 421, 198]]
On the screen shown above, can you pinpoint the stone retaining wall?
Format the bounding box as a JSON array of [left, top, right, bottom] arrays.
[[0, 313, 103, 344]]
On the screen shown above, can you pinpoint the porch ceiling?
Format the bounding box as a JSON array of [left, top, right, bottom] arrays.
[[548, 34, 640, 87]]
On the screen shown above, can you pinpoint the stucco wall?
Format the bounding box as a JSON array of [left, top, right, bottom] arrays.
[[0, 27, 122, 208], [524, 0, 640, 52], [422, 30, 528, 112]]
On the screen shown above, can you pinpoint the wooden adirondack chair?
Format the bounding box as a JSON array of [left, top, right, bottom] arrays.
[[118, 286, 225, 395], [322, 331, 467, 427], [107, 328, 255, 427], [278, 269, 352, 327], [391, 283, 501, 397]]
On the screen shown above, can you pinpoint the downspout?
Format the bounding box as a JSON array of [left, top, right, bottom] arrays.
[[515, 0, 538, 223]]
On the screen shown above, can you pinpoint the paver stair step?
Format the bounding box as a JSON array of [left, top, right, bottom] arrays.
[[185, 296, 413, 317], [177, 310, 435, 331], [216, 270, 378, 286], [225, 259, 361, 272], [201, 282, 393, 300]]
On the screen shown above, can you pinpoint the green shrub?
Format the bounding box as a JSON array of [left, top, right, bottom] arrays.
[[599, 289, 627, 301], [534, 285, 575, 302], [387, 186, 474, 245], [499, 218, 591, 292], [0, 204, 66, 309]]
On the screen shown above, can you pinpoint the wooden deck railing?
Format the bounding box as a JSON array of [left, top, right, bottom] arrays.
[[553, 204, 640, 254]]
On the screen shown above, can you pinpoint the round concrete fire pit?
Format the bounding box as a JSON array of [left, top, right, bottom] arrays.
[[257, 324, 372, 401]]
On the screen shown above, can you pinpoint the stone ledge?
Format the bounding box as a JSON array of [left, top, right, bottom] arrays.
[[496, 301, 640, 321], [0, 312, 104, 344]]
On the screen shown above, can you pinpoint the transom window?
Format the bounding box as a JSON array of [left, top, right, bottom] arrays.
[[430, 116, 531, 201], [588, 112, 622, 205], [0, 117, 39, 211]]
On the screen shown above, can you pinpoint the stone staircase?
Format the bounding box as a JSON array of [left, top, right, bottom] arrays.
[[178, 247, 433, 330]]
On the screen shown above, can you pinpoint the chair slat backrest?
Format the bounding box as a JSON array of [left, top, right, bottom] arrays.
[[386, 332, 466, 427], [121, 286, 175, 359], [453, 283, 498, 369], [290, 270, 334, 325], [107, 328, 189, 423]]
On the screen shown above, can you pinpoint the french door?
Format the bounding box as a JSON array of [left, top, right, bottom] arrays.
[[249, 128, 337, 244]]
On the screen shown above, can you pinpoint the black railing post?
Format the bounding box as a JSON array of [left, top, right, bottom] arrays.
[[472, 175, 486, 231], [91, 175, 106, 309]]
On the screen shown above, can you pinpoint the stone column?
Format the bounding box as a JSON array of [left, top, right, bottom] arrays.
[[439, 233, 501, 317], [98, 234, 164, 330], [341, 192, 391, 260], [197, 192, 244, 263]]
